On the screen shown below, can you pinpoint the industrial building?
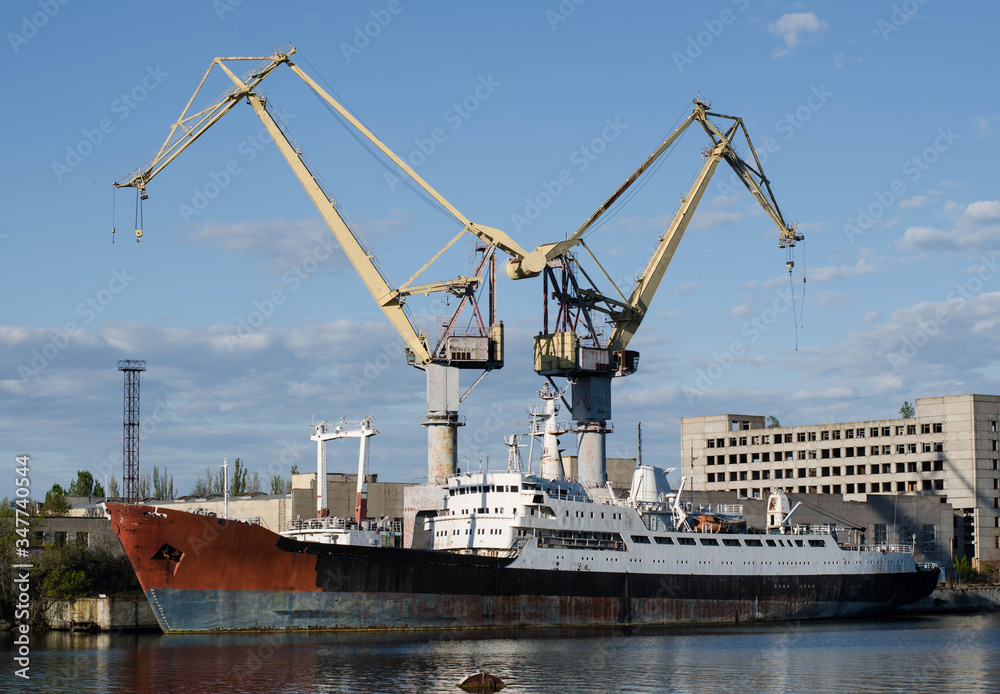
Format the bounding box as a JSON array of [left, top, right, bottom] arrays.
[[681, 394, 1000, 564]]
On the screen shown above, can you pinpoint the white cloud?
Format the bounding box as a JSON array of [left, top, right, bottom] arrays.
[[768, 12, 828, 58], [816, 291, 848, 308], [614, 215, 670, 233], [898, 200, 1000, 253], [975, 114, 999, 138], [898, 195, 929, 209], [675, 282, 698, 295], [747, 258, 877, 288], [730, 303, 752, 319], [690, 210, 742, 230]]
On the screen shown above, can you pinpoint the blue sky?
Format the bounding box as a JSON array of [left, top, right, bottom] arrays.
[[3, 1, 1000, 500]]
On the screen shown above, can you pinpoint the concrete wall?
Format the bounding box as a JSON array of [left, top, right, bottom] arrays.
[[681, 394, 1000, 562], [43, 594, 158, 631]]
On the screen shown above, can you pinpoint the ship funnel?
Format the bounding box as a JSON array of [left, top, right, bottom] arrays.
[[766, 488, 792, 531], [628, 465, 672, 504]]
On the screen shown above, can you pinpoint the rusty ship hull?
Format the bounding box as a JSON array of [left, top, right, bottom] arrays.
[[107, 503, 938, 633]]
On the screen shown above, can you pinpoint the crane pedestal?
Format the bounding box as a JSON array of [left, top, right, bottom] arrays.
[[572, 375, 612, 487], [422, 364, 464, 484]]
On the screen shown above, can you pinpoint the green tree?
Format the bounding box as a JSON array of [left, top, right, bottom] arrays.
[[43, 484, 69, 516], [766, 415, 781, 428], [152, 466, 176, 499], [247, 471, 261, 494], [900, 401, 915, 418], [230, 458, 248, 496], [953, 555, 978, 583], [270, 473, 291, 494], [108, 476, 121, 498], [67, 470, 104, 497], [136, 470, 151, 499]]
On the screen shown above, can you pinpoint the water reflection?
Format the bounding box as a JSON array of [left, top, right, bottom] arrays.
[[2, 614, 999, 694]]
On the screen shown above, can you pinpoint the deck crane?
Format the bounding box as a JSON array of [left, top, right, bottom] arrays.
[[491, 97, 804, 486], [113, 46, 533, 485]]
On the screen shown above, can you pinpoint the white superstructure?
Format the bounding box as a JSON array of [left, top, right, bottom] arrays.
[[426, 472, 918, 577]]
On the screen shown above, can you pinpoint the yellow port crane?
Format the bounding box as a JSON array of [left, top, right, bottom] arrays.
[[113, 46, 532, 483], [493, 96, 804, 485]]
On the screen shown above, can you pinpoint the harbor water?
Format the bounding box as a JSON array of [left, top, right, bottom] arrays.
[[3, 613, 999, 693]]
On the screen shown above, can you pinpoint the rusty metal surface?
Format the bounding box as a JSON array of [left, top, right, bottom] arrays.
[[107, 503, 939, 633]]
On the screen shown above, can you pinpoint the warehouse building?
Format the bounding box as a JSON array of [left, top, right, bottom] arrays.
[[681, 394, 1000, 564]]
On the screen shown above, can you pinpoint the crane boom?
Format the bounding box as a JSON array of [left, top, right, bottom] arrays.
[[114, 46, 516, 369]]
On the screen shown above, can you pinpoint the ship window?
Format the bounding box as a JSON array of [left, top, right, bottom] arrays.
[[654, 537, 673, 545], [631, 535, 651, 544], [723, 539, 741, 547], [795, 540, 804, 547], [744, 539, 762, 547], [808, 539, 826, 547], [699, 538, 719, 546], [765, 539, 777, 547], [677, 537, 696, 546]]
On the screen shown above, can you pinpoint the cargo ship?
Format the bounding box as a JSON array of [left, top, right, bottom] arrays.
[[106, 473, 938, 632]]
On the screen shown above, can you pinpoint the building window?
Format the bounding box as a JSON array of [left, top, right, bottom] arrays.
[[882, 426, 891, 436], [821, 431, 830, 441], [775, 469, 783, 479], [740, 453, 748, 464], [707, 439, 715, 448], [921, 461, 932, 472], [858, 483, 866, 493], [808, 432, 817, 442], [707, 455, 715, 465], [933, 423, 943, 433], [821, 466, 830, 477], [846, 448, 855, 458], [882, 463, 891, 474], [798, 468, 806, 478], [882, 482, 893, 492], [832, 448, 841, 458], [832, 430, 841, 440], [729, 437, 737, 447], [856, 428, 865, 439], [907, 424, 917, 435], [821, 449, 830, 459], [717, 438, 725, 448], [822, 485, 830, 494], [832, 466, 841, 476], [752, 453, 761, 463], [762, 435, 770, 445], [870, 427, 879, 438], [740, 471, 747, 481], [895, 426, 904, 436], [896, 481, 906, 492], [846, 429, 855, 439], [908, 443, 917, 454], [896, 444, 905, 454], [882, 445, 891, 455], [762, 452, 771, 463], [784, 433, 793, 443], [54, 532, 67, 546], [896, 462, 906, 473], [730, 472, 738, 482], [762, 470, 770, 480], [846, 465, 855, 475], [922, 442, 932, 453], [921, 423, 931, 434], [934, 442, 943, 452], [739, 436, 747, 446], [75, 532, 88, 547], [752, 471, 760, 481], [846, 483, 855, 494], [871, 446, 880, 456], [707, 473, 715, 483], [797, 432, 806, 442], [874, 524, 887, 544]]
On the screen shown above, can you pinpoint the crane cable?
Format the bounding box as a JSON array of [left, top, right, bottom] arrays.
[[787, 244, 806, 351], [111, 187, 116, 244], [298, 51, 462, 228]]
